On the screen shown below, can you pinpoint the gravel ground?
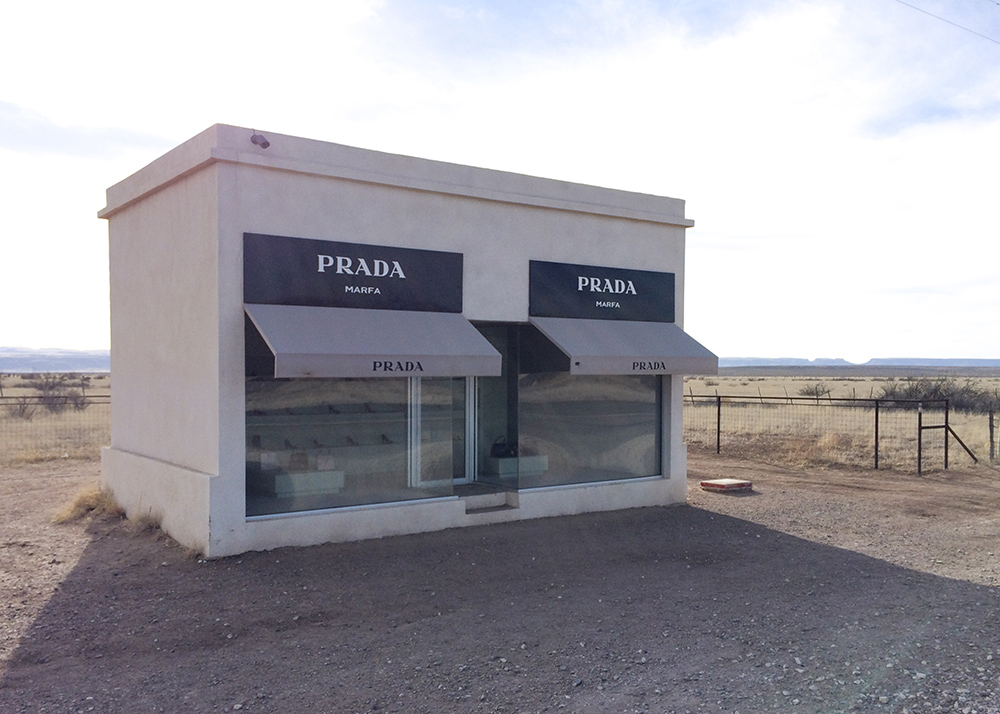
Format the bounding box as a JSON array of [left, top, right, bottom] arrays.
[[1, 454, 999, 713]]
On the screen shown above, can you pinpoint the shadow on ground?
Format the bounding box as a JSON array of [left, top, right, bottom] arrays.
[[2, 505, 999, 714]]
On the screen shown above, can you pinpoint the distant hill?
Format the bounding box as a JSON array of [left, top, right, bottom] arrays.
[[720, 357, 1000, 368], [865, 358, 1000, 367], [720, 358, 855, 367], [0, 347, 110, 373]]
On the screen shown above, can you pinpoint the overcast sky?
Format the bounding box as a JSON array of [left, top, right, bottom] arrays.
[[1, 0, 998, 362]]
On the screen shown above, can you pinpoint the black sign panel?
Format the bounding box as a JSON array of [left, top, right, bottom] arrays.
[[244, 233, 463, 313], [529, 260, 674, 322]]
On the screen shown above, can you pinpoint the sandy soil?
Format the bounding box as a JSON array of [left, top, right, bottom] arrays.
[[1, 454, 999, 713]]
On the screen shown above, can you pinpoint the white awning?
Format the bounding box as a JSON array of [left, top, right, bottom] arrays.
[[529, 317, 718, 375], [245, 304, 502, 378]]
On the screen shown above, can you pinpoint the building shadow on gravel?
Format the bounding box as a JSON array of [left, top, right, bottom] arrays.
[[2, 505, 999, 714]]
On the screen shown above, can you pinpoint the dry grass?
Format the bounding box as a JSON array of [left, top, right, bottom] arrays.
[[128, 509, 164, 533], [51, 482, 170, 542], [51, 481, 125, 523], [0, 402, 110, 464], [0, 373, 111, 464]]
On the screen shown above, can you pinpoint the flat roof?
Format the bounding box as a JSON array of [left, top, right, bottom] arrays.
[[99, 124, 694, 228]]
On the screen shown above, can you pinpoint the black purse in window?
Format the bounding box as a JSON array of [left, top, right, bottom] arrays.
[[490, 436, 517, 458]]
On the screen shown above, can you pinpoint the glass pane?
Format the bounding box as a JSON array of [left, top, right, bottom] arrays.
[[474, 324, 519, 489], [414, 378, 466, 485], [517, 373, 661, 488], [245, 377, 453, 516], [451, 378, 467, 480]]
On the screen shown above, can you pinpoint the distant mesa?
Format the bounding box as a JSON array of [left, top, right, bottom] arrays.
[[720, 357, 853, 367], [720, 357, 1000, 368], [0, 347, 110, 373], [865, 358, 1000, 367]]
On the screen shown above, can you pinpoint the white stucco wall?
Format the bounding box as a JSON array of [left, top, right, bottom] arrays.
[[105, 166, 221, 472], [101, 161, 223, 551], [101, 124, 704, 557]]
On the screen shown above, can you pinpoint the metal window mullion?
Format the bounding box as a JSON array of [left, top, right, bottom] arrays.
[[408, 377, 422, 487], [465, 377, 477, 483]]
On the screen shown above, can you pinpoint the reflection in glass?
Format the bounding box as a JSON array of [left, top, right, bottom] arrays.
[[474, 324, 519, 489], [246, 377, 462, 516], [413, 378, 466, 486], [517, 373, 661, 488]]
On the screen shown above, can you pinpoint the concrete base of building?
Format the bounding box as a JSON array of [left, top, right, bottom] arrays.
[[101, 447, 212, 554], [101, 445, 688, 558]]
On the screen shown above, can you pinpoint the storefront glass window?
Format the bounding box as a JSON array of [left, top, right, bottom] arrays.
[[246, 377, 461, 516], [517, 373, 661, 488]]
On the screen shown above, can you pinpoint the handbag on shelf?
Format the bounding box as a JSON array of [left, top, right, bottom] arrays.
[[490, 436, 518, 458]]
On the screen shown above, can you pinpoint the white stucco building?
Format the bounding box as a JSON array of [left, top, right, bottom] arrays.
[[99, 124, 716, 557]]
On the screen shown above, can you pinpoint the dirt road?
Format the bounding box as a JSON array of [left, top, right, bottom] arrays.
[[1, 454, 999, 713]]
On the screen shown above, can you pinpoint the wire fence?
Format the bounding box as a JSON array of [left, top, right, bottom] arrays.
[[0, 395, 110, 464], [1, 391, 995, 473], [684, 394, 994, 473]]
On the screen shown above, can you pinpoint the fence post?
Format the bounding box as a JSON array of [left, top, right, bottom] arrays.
[[917, 402, 923, 476], [990, 410, 995, 462], [715, 394, 721, 455], [944, 399, 949, 470], [874, 399, 880, 470]]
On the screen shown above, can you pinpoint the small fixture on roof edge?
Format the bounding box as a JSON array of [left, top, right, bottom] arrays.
[[250, 131, 270, 149]]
